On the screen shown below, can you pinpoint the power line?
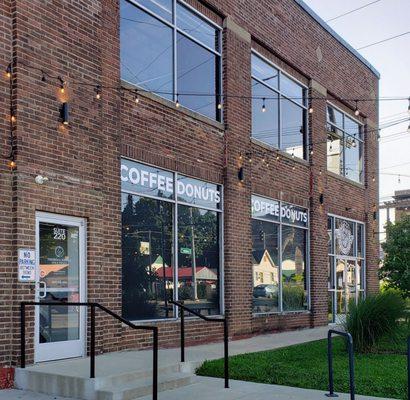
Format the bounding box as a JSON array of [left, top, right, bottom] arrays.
[[356, 31, 410, 50], [326, 0, 382, 23], [380, 161, 410, 170]]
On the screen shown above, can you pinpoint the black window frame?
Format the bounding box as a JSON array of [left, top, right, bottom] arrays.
[[120, 0, 223, 122]]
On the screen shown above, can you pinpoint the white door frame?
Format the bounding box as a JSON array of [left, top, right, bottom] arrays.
[[34, 212, 87, 363]]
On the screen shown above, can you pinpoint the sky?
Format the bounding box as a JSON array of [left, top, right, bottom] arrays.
[[304, 0, 410, 232]]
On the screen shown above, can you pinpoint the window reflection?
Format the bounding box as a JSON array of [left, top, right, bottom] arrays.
[[281, 98, 305, 158], [177, 205, 220, 315], [327, 133, 343, 176], [122, 193, 174, 320], [177, 33, 218, 120], [281, 226, 307, 311], [134, 0, 172, 21], [120, 2, 173, 100], [252, 220, 279, 313]]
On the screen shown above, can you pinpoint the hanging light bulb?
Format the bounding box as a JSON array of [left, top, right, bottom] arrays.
[[354, 100, 360, 116], [262, 98, 266, 113], [407, 97, 410, 115], [10, 114, 16, 123], [407, 123, 410, 134], [239, 152, 243, 161], [6, 63, 12, 79], [175, 94, 180, 108], [134, 90, 139, 104], [7, 159, 16, 169], [95, 85, 102, 100], [398, 174, 401, 184], [308, 106, 313, 114], [372, 176, 376, 182], [276, 153, 280, 161], [310, 147, 314, 156], [291, 148, 295, 159]]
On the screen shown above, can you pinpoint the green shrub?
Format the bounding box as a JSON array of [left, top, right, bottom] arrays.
[[344, 291, 406, 353], [282, 285, 306, 311]]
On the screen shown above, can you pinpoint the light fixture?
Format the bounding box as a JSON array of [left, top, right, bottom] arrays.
[[60, 102, 69, 125], [308, 106, 313, 114], [276, 153, 280, 161], [262, 98, 266, 113], [291, 148, 295, 159], [6, 63, 12, 79], [175, 94, 180, 108], [238, 166, 244, 182], [354, 100, 360, 116], [7, 159, 16, 170], [134, 90, 139, 104], [10, 114, 16, 123], [217, 102, 222, 110], [372, 176, 376, 182], [239, 152, 243, 161], [58, 76, 66, 94], [95, 85, 102, 100]]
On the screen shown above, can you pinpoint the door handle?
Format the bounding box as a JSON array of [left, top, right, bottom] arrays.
[[38, 281, 47, 299]]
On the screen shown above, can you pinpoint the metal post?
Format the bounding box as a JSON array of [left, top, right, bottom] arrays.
[[407, 336, 409, 400], [90, 305, 95, 379], [153, 328, 158, 400], [223, 318, 229, 388], [20, 303, 25, 369], [347, 336, 355, 400], [180, 305, 185, 363], [326, 331, 337, 397]]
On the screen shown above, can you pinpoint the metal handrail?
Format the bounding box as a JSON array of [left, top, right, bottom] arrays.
[[326, 329, 355, 400], [20, 301, 158, 400], [169, 299, 229, 388]]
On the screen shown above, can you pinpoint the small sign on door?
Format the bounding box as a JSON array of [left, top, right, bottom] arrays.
[[18, 248, 36, 282]]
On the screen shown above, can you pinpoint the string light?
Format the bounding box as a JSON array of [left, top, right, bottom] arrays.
[[291, 148, 295, 159], [276, 153, 280, 161], [175, 94, 180, 108], [354, 100, 360, 116], [134, 90, 139, 104], [408, 97, 410, 114], [95, 85, 102, 100], [372, 176, 376, 182], [217, 102, 222, 110], [5, 63, 12, 79], [7, 159, 16, 170], [10, 114, 16, 123], [239, 152, 243, 161], [398, 175, 401, 184], [308, 106, 313, 114], [262, 98, 266, 113]]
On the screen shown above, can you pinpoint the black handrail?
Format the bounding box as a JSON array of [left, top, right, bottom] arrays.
[[169, 300, 229, 388], [326, 329, 355, 400], [20, 302, 158, 400]]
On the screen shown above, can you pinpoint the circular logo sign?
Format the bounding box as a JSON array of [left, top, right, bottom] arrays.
[[335, 220, 354, 255], [55, 246, 65, 258]]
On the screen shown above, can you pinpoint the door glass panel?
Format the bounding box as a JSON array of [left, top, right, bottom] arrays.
[[39, 223, 80, 343], [345, 260, 356, 307], [335, 258, 345, 315]]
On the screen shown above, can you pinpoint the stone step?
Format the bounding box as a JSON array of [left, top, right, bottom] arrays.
[[96, 372, 194, 400]]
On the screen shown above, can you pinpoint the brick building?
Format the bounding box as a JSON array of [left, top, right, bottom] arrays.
[[0, 0, 379, 373]]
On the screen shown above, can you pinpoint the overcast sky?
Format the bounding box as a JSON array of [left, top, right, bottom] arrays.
[[304, 0, 410, 228]]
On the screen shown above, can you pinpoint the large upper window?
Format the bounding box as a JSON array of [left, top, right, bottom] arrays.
[[120, 0, 222, 121], [326, 105, 364, 183], [121, 158, 223, 321], [251, 195, 309, 314], [251, 53, 308, 159]]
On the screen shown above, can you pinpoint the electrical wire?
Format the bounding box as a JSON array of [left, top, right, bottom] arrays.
[[356, 31, 410, 50], [325, 0, 382, 23]]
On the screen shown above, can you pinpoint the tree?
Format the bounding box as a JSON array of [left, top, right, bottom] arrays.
[[379, 216, 410, 298]]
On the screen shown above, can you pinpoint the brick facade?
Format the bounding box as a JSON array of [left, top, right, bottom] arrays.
[[0, 0, 379, 371]]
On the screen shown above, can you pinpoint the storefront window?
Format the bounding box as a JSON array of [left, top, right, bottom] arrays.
[[326, 105, 364, 183], [178, 205, 220, 315], [251, 195, 309, 313], [251, 52, 308, 159], [121, 158, 222, 321], [120, 0, 222, 121], [328, 215, 366, 323]]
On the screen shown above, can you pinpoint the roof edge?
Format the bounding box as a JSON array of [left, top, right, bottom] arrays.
[[294, 0, 380, 79]]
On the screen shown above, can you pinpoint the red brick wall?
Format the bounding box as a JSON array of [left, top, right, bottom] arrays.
[[0, 0, 378, 368]]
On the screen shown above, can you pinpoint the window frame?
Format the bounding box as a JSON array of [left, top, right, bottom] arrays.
[[326, 102, 365, 183], [251, 194, 310, 315], [121, 157, 224, 322], [121, 0, 223, 121], [251, 50, 309, 160]]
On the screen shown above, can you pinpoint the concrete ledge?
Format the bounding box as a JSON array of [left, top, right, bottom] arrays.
[[309, 79, 327, 96], [223, 16, 251, 43]]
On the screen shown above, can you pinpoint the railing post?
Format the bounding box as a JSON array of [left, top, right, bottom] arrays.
[[407, 336, 409, 400], [20, 303, 25, 369], [326, 331, 338, 398], [153, 327, 158, 400], [223, 317, 229, 389], [347, 335, 355, 400], [180, 304, 185, 363], [90, 304, 95, 379]]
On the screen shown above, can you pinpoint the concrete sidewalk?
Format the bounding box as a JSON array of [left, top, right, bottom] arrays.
[[0, 376, 395, 400]]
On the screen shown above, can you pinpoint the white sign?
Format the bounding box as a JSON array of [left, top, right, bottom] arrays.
[[18, 248, 36, 282]]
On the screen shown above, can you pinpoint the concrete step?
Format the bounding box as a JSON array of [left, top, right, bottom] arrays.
[[15, 362, 193, 400], [96, 372, 194, 400]]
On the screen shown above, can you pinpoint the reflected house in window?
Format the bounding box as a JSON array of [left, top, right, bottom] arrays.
[[252, 249, 279, 286]]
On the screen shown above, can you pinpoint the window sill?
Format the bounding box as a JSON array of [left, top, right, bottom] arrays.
[[251, 138, 310, 167], [253, 310, 311, 317], [327, 170, 365, 189], [121, 80, 225, 132]]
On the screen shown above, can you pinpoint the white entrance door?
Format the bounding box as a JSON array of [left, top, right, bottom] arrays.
[[34, 212, 86, 363]]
